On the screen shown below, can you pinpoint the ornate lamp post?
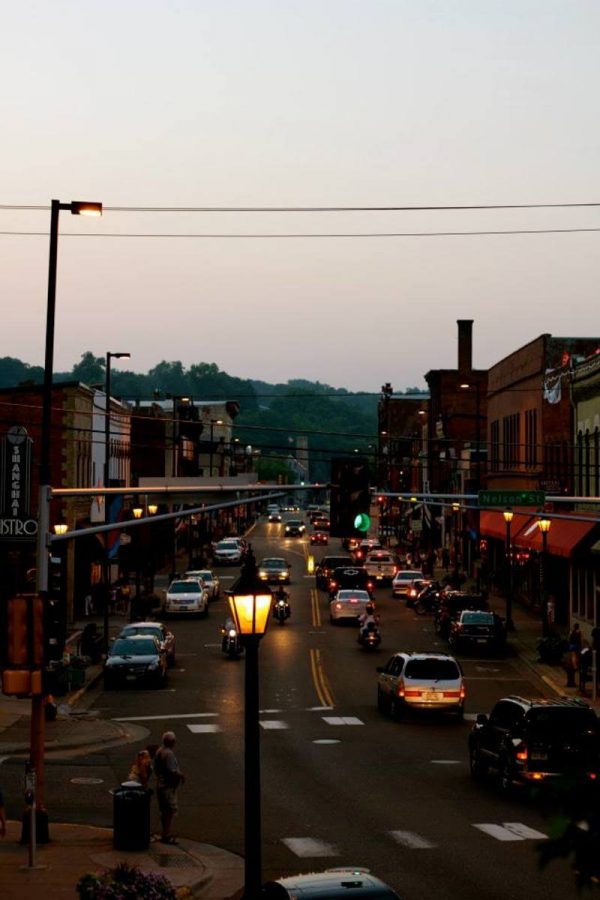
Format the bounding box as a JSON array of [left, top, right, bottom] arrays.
[[226, 549, 273, 898], [537, 517, 552, 635], [503, 508, 514, 631]]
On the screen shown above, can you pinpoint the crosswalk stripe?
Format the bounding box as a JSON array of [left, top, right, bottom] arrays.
[[260, 720, 289, 730], [282, 837, 339, 857], [322, 716, 364, 726], [389, 830, 436, 849], [473, 822, 546, 841], [186, 724, 221, 734], [115, 712, 217, 722]]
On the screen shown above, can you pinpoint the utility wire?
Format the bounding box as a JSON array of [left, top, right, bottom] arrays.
[[3, 201, 600, 212], [1, 227, 600, 238]]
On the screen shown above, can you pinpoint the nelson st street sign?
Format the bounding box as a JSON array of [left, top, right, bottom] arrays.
[[0, 425, 38, 540], [478, 489, 546, 508]]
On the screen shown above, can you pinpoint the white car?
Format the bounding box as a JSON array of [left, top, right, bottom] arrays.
[[329, 589, 373, 624], [164, 579, 209, 617], [213, 539, 243, 565], [364, 551, 398, 585], [392, 570, 425, 598], [184, 569, 220, 601], [376, 652, 465, 719]]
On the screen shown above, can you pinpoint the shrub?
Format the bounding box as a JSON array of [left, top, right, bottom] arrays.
[[76, 862, 177, 900]]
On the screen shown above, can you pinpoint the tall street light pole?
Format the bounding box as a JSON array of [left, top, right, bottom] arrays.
[[503, 508, 514, 631], [103, 351, 130, 653], [35, 199, 102, 833], [226, 550, 273, 898], [538, 517, 551, 636]]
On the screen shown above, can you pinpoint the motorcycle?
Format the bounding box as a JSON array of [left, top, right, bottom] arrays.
[[358, 621, 381, 650], [414, 583, 441, 616], [221, 623, 243, 659], [273, 593, 291, 625]]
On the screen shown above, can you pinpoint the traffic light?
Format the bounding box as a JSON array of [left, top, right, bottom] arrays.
[[329, 458, 371, 538]]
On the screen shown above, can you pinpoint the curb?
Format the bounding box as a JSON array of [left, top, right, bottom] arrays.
[[0, 719, 146, 756]]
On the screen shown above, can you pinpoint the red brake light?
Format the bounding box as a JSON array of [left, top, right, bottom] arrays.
[[397, 679, 405, 699], [515, 746, 528, 762], [335, 603, 342, 610]]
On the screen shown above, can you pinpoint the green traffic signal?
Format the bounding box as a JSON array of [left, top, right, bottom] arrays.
[[353, 512, 371, 532]]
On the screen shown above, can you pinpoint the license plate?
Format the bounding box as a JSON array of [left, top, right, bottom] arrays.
[[425, 692, 442, 701]]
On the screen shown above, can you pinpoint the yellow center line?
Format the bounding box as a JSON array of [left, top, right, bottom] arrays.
[[310, 588, 321, 628], [310, 648, 334, 709]]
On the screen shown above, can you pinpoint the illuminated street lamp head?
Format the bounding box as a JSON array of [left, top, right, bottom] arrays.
[[452, 502, 460, 512], [538, 517, 551, 534], [459, 382, 470, 390], [147, 504, 158, 516], [53, 523, 68, 535], [503, 508, 514, 524], [132, 506, 143, 519], [108, 352, 130, 361], [70, 201, 102, 217], [227, 549, 273, 636]]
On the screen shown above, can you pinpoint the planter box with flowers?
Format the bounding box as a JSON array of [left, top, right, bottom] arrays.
[[76, 862, 189, 900]]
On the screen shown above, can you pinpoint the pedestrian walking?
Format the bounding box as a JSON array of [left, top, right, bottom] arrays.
[[153, 731, 185, 844], [566, 623, 582, 687]]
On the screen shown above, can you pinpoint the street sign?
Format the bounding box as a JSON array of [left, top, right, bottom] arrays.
[[478, 490, 545, 508]]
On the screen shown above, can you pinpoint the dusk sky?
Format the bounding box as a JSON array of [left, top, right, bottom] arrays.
[[2, 1, 600, 392]]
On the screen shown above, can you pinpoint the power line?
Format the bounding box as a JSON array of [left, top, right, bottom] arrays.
[[1, 227, 600, 239], [3, 201, 600, 212]]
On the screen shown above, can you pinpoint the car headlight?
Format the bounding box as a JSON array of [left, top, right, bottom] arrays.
[[228, 629, 237, 638], [147, 661, 159, 670]]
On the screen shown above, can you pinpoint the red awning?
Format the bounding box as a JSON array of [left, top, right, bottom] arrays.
[[479, 510, 533, 542], [513, 514, 598, 558]]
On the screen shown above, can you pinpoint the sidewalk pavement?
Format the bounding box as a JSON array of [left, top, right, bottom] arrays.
[[0, 562, 594, 899]]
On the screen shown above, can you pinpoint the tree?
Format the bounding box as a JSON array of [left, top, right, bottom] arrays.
[[71, 352, 105, 385]]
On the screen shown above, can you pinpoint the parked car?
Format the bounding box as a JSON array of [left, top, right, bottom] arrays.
[[310, 530, 329, 546], [364, 551, 397, 586], [284, 519, 306, 537], [328, 566, 375, 599], [448, 610, 506, 653], [434, 591, 488, 638], [377, 652, 465, 719], [329, 589, 374, 624], [117, 621, 176, 667], [164, 578, 209, 617], [391, 570, 425, 598], [262, 869, 401, 899], [103, 635, 167, 689], [184, 569, 220, 601], [212, 539, 243, 565], [258, 557, 292, 583], [315, 555, 355, 590], [468, 696, 600, 792]]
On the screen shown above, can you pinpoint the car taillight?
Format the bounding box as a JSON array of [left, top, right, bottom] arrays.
[[330, 581, 337, 589], [515, 745, 528, 762], [393, 567, 398, 575], [460, 685, 466, 700], [442, 690, 461, 698], [404, 689, 422, 697], [397, 679, 405, 699], [368, 582, 374, 590], [335, 603, 342, 610]]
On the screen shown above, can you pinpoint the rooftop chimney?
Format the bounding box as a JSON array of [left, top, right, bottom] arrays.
[[457, 319, 473, 376]]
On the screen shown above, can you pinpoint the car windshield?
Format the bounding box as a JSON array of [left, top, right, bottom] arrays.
[[169, 581, 201, 594], [528, 708, 599, 737], [396, 572, 423, 581], [111, 638, 157, 656], [405, 659, 460, 680], [200, 573, 213, 582], [461, 612, 494, 625], [262, 559, 285, 568], [217, 541, 238, 550], [286, 520, 302, 526]]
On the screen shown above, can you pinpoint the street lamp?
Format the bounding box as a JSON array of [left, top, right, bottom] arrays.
[[103, 351, 130, 652], [538, 517, 552, 635], [226, 549, 273, 898], [503, 509, 514, 631], [33, 199, 101, 837], [209, 419, 224, 476]]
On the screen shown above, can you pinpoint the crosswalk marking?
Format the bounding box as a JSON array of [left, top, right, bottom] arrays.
[[322, 716, 364, 726], [259, 708, 282, 714], [260, 720, 289, 730], [282, 837, 339, 857], [115, 712, 217, 722], [389, 830, 436, 849], [186, 724, 221, 734], [473, 823, 546, 841]]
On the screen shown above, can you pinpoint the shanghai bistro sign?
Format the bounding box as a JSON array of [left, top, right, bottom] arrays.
[[0, 426, 38, 540]]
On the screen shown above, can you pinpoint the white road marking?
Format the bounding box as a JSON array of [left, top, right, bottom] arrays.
[[204, 643, 222, 648], [463, 713, 480, 722], [389, 830, 436, 849], [282, 837, 339, 857], [307, 706, 333, 711], [115, 712, 218, 722], [187, 723, 221, 734], [475, 666, 500, 673], [322, 716, 364, 726], [259, 708, 282, 714], [473, 822, 546, 842], [260, 720, 289, 730], [313, 739, 340, 744], [71, 777, 104, 785]]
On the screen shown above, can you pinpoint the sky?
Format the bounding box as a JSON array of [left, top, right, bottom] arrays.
[[2, 1, 600, 393]]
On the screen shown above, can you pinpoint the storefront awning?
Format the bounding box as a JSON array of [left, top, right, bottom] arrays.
[[513, 514, 598, 558], [479, 510, 533, 542]]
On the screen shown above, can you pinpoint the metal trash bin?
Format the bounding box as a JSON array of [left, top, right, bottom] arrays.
[[113, 781, 152, 850]]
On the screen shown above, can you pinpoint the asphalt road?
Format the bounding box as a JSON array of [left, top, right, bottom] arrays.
[[13, 516, 579, 898]]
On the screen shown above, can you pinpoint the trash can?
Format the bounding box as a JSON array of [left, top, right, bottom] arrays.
[[113, 781, 152, 850]]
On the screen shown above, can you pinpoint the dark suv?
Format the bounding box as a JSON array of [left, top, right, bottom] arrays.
[[315, 555, 354, 590], [327, 566, 375, 599], [468, 696, 600, 793], [448, 610, 506, 653]]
